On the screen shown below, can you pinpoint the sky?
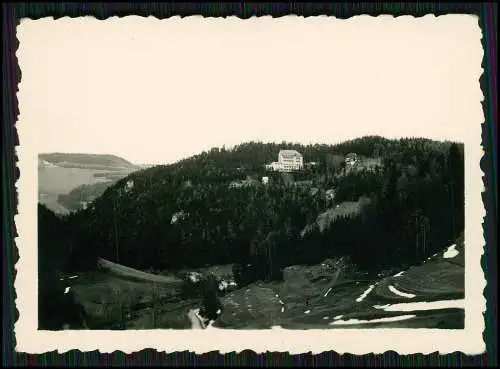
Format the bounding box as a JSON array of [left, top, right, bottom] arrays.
[[17, 15, 483, 164]]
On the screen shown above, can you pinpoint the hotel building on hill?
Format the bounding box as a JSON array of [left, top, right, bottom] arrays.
[[265, 150, 304, 172]]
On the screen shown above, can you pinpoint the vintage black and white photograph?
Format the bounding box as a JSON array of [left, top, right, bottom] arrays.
[[15, 15, 485, 354]]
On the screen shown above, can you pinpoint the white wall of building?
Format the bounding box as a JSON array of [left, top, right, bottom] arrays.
[[278, 150, 303, 172]]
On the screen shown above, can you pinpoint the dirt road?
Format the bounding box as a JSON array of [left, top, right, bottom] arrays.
[[187, 309, 205, 329]]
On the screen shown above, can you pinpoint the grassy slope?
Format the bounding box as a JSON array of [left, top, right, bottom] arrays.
[[66, 243, 463, 330], [301, 199, 365, 237], [214, 242, 464, 330], [97, 258, 184, 284], [70, 268, 192, 330]]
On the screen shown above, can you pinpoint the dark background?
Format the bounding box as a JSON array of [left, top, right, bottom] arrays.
[[2, 2, 497, 367]]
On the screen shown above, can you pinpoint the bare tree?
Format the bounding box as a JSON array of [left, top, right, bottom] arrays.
[[101, 299, 111, 328], [151, 284, 160, 329], [113, 286, 133, 330], [413, 211, 430, 259], [112, 196, 120, 264]]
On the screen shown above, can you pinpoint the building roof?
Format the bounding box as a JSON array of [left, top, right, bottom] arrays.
[[279, 149, 302, 157]]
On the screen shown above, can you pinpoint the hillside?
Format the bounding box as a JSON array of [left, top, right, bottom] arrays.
[[64, 136, 463, 273], [51, 238, 464, 330], [38, 153, 141, 214], [210, 238, 464, 329], [39, 153, 137, 170], [38, 136, 465, 330]]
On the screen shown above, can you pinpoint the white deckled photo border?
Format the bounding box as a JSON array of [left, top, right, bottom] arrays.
[[14, 14, 486, 355]]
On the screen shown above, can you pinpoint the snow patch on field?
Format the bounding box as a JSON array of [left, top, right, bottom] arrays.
[[323, 287, 333, 297], [388, 285, 416, 298], [374, 299, 465, 312], [64, 287, 71, 294], [393, 271, 405, 277], [373, 304, 391, 309], [443, 244, 459, 259], [356, 285, 375, 302], [330, 314, 416, 326]]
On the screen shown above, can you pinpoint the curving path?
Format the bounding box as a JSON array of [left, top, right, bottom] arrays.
[[187, 309, 206, 329]]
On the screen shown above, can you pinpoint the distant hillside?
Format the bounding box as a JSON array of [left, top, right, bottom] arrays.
[[39, 153, 138, 170], [38, 153, 141, 214]]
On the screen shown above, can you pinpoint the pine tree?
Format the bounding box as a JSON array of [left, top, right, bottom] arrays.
[[447, 143, 464, 240], [201, 274, 221, 321]]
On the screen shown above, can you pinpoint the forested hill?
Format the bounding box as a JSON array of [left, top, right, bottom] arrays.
[[51, 136, 464, 284], [88, 135, 457, 185]]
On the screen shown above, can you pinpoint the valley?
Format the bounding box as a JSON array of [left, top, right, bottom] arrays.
[[58, 241, 463, 330]]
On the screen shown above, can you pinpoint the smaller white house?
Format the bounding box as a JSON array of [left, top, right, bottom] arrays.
[[262, 176, 269, 185], [171, 211, 187, 224]]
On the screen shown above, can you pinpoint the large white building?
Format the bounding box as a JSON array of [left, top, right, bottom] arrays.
[[265, 150, 304, 172]]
